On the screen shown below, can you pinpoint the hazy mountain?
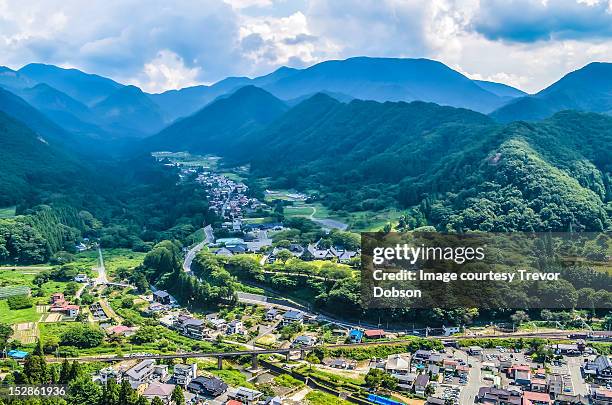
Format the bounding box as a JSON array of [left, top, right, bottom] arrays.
[[92, 85, 166, 137], [19, 63, 123, 106], [261, 57, 507, 113], [474, 80, 527, 99], [491, 62, 612, 122], [0, 86, 75, 145], [0, 66, 36, 91], [145, 85, 288, 153]]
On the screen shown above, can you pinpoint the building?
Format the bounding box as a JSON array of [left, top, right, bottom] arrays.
[[413, 350, 433, 364], [292, 335, 316, 347], [93, 367, 121, 385], [385, 354, 411, 375], [186, 376, 228, 397], [281, 310, 304, 326], [592, 388, 612, 405], [227, 320, 245, 335], [547, 374, 565, 396], [477, 387, 522, 405], [74, 274, 88, 283], [348, 329, 363, 343], [414, 374, 430, 396], [468, 346, 483, 356], [142, 382, 175, 404], [153, 290, 171, 305], [364, 329, 386, 339], [106, 325, 137, 337], [124, 359, 156, 389], [172, 363, 197, 386], [229, 387, 263, 405], [174, 315, 209, 340], [587, 355, 612, 383], [522, 391, 552, 405], [265, 308, 278, 321]]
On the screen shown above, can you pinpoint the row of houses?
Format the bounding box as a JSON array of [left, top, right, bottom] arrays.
[[265, 241, 359, 264]]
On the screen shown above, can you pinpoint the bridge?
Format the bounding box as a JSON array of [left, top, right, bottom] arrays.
[[44, 330, 573, 366]]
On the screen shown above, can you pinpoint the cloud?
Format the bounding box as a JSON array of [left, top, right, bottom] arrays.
[[1, 0, 612, 93], [132, 50, 201, 93], [470, 0, 612, 43]]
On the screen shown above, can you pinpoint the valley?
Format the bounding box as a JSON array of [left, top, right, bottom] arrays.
[[0, 55, 611, 405]]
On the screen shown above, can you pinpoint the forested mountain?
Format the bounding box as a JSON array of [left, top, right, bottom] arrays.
[[0, 110, 82, 206], [0, 66, 36, 91], [218, 95, 611, 232], [492, 62, 612, 122], [92, 85, 166, 137], [144, 85, 288, 153]]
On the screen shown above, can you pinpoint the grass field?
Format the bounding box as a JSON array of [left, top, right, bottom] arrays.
[[0, 300, 39, 324], [74, 248, 145, 279], [304, 391, 352, 405], [0, 206, 16, 218]]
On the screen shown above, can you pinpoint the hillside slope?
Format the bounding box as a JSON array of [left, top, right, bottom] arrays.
[[492, 62, 612, 122], [145, 86, 288, 153]]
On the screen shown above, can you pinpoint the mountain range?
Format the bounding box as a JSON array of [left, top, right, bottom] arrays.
[[1, 56, 611, 231]]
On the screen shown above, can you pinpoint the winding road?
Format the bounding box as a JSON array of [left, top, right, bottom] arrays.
[[183, 225, 214, 273]]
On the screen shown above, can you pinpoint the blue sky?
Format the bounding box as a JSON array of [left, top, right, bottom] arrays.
[[1, 0, 612, 93]]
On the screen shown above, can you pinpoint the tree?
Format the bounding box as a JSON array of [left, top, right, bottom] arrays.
[[364, 368, 397, 391], [171, 385, 185, 405], [67, 376, 102, 405], [276, 249, 293, 264], [60, 324, 105, 348], [510, 310, 530, 326], [0, 323, 13, 348], [151, 397, 164, 405]]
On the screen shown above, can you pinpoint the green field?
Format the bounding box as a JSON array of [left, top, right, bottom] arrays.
[[152, 151, 220, 169], [74, 248, 145, 280], [0, 299, 39, 324], [0, 206, 16, 218]]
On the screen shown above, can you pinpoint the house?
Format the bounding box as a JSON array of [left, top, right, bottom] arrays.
[[468, 346, 483, 356], [142, 382, 175, 404], [214, 247, 234, 257], [74, 274, 88, 283], [174, 315, 209, 340], [229, 387, 263, 405], [328, 358, 355, 370], [552, 343, 584, 356], [265, 308, 278, 321], [413, 350, 432, 364], [547, 374, 565, 396], [292, 335, 316, 347], [348, 329, 363, 343], [93, 367, 121, 385], [522, 391, 552, 405], [227, 320, 245, 335], [477, 387, 522, 405], [554, 394, 588, 405], [414, 374, 429, 396], [281, 310, 304, 326], [124, 359, 156, 389], [531, 377, 547, 392], [515, 369, 532, 386], [588, 355, 612, 383], [106, 325, 137, 337], [592, 388, 612, 405], [385, 354, 411, 375], [50, 304, 80, 317], [186, 375, 228, 397], [442, 325, 461, 336], [395, 373, 417, 391], [364, 329, 386, 339], [172, 363, 197, 386], [153, 290, 171, 305], [208, 318, 227, 330]]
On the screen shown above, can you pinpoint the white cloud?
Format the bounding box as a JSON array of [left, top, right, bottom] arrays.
[[130, 50, 201, 93], [1, 0, 612, 93]]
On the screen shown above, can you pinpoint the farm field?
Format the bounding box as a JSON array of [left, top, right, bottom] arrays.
[[0, 206, 16, 218], [74, 248, 145, 279]]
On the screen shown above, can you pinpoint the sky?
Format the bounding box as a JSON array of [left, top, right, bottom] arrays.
[[2, 0, 612, 93]]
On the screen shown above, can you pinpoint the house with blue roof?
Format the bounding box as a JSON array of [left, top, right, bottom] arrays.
[[349, 329, 363, 343]]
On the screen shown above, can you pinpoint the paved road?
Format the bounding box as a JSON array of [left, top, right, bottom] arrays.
[[460, 355, 482, 404], [96, 247, 108, 284], [183, 225, 214, 273], [567, 356, 589, 396], [307, 206, 348, 231]]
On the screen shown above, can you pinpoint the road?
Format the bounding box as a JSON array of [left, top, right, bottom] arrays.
[[183, 225, 214, 273], [567, 356, 589, 396], [459, 354, 482, 404], [96, 247, 108, 284], [307, 206, 349, 231]]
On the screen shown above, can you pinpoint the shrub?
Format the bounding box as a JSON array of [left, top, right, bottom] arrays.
[[7, 295, 33, 310]]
